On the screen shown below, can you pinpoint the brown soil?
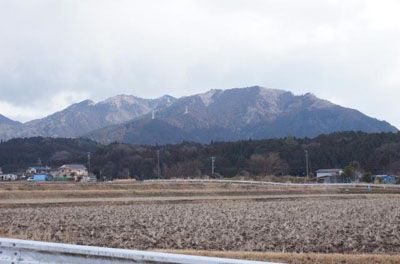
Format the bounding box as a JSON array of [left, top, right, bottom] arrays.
[[1, 181, 400, 263], [1, 195, 400, 254]]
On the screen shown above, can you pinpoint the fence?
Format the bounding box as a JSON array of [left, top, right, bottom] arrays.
[[144, 178, 400, 189], [0, 237, 280, 264]]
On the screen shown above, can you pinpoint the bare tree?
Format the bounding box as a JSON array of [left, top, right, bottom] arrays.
[[248, 152, 289, 176]]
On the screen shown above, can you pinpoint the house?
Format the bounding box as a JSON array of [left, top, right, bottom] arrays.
[[373, 175, 398, 184], [57, 164, 88, 181], [26, 166, 51, 175], [316, 169, 344, 183], [32, 174, 53, 182]]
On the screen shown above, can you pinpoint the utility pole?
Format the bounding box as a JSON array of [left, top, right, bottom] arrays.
[[87, 152, 91, 176], [157, 149, 161, 179], [305, 150, 309, 179], [211, 156, 216, 177]]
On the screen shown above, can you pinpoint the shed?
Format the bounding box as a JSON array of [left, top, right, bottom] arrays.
[[373, 175, 398, 184], [316, 169, 344, 184]]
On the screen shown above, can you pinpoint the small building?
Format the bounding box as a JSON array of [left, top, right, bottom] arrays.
[[316, 169, 344, 184], [26, 166, 51, 175], [82, 174, 98, 183], [32, 174, 53, 182], [57, 164, 88, 181], [373, 175, 398, 184], [0, 174, 18, 181]]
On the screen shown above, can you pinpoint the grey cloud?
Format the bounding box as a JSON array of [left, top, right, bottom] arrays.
[[0, 0, 399, 127]]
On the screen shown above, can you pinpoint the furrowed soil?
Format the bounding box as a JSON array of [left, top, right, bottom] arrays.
[[1, 181, 400, 264]]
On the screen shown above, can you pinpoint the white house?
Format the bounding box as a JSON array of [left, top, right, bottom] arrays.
[[57, 164, 88, 181]]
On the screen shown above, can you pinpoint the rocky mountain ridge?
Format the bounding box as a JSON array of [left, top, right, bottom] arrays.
[[0, 86, 397, 144]]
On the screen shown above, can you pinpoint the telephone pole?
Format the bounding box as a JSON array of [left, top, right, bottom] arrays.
[[305, 150, 309, 178], [211, 156, 216, 177], [87, 152, 91, 176]]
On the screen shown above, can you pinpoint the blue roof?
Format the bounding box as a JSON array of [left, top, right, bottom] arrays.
[[33, 174, 53, 181]]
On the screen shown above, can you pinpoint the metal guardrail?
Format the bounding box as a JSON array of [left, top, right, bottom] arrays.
[[144, 178, 400, 189], [0, 238, 280, 264]]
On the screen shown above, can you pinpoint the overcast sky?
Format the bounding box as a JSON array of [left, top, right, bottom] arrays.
[[0, 0, 399, 127]]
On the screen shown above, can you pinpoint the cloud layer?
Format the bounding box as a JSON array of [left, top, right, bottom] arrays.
[[0, 0, 399, 127]]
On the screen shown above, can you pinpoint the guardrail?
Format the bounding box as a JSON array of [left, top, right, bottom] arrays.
[[144, 178, 400, 189], [0, 238, 280, 264]]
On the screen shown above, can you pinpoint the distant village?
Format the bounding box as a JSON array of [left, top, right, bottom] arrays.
[[0, 164, 97, 182], [0, 163, 398, 185], [316, 169, 399, 185]]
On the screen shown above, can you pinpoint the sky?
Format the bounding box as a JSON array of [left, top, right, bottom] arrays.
[[0, 0, 399, 127]]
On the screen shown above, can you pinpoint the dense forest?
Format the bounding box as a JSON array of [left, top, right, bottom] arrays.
[[0, 137, 99, 173], [0, 131, 399, 180]]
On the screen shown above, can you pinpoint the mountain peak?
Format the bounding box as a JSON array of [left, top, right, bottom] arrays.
[[0, 114, 20, 126], [156, 95, 177, 105], [66, 99, 95, 110], [258, 86, 289, 94], [301, 92, 335, 109], [101, 94, 141, 106], [77, 99, 95, 106], [197, 89, 222, 106]]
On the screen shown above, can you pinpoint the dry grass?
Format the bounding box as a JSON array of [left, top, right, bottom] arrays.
[[0, 181, 398, 201]]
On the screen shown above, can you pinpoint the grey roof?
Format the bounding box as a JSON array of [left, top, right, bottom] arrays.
[[29, 166, 51, 170], [316, 169, 343, 173], [59, 164, 87, 170]]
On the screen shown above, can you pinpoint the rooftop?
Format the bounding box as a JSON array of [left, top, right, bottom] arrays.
[[59, 164, 87, 170], [316, 169, 343, 173]]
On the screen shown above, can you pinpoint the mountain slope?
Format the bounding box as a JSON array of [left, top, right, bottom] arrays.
[[0, 114, 22, 141], [0, 114, 21, 126], [86, 86, 397, 144], [2, 95, 176, 139]]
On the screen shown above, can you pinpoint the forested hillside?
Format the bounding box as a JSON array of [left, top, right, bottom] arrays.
[[0, 137, 99, 173], [1, 132, 399, 179], [90, 131, 400, 180]]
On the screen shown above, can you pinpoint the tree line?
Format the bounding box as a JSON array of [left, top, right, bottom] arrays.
[[0, 131, 399, 180]]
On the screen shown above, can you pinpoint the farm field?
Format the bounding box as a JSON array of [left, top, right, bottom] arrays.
[[0, 181, 400, 264]]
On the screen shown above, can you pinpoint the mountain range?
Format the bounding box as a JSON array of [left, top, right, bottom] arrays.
[[0, 86, 397, 144]]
